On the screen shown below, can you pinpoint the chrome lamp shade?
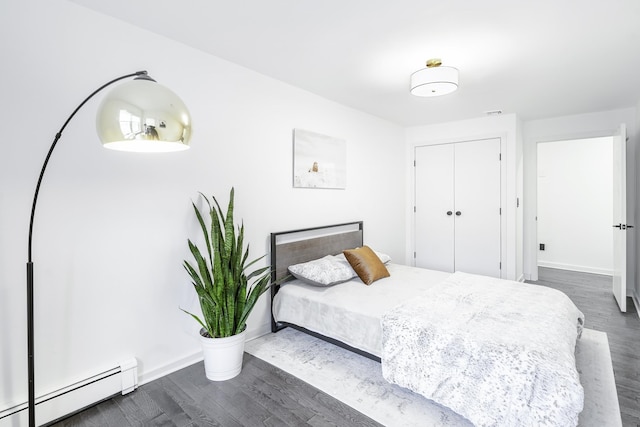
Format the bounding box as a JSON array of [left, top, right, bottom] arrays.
[[97, 76, 191, 152]]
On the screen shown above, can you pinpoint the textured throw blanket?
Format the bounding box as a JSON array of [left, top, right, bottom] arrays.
[[381, 272, 585, 427]]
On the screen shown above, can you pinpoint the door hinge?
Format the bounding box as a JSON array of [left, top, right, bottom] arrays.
[[414, 206, 416, 213], [499, 207, 502, 215], [413, 251, 416, 258], [414, 160, 416, 167], [499, 153, 501, 161], [499, 262, 502, 270]]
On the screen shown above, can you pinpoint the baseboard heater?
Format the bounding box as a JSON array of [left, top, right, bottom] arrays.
[[0, 358, 138, 427]]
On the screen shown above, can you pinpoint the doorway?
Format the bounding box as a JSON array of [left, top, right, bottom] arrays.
[[536, 136, 614, 275]]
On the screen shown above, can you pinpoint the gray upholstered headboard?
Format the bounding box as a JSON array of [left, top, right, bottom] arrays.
[[269, 221, 363, 330]]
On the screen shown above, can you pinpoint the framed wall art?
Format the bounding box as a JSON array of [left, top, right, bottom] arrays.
[[293, 129, 346, 189]]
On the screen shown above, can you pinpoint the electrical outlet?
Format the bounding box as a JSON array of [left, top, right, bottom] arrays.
[[539, 243, 545, 251]]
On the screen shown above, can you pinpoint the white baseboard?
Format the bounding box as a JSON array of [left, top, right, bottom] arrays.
[[138, 351, 203, 386], [0, 359, 137, 427], [538, 261, 613, 276], [247, 322, 271, 341]]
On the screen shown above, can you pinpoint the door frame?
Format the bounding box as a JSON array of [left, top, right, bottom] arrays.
[[527, 127, 634, 288], [535, 136, 615, 274]]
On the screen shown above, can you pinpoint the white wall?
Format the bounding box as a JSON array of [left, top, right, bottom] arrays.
[[522, 108, 637, 283], [405, 114, 523, 281], [537, 138, 613, 275], [0, 0, 405, 412]]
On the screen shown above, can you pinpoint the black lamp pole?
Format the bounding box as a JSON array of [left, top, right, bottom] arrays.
[[25, 71, 148, 427]]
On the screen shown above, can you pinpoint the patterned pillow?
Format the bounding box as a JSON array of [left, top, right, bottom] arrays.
[[288, 255, 357, 287]]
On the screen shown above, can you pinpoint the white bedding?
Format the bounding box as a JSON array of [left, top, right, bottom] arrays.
[[273, 264, 585, 426], [381, 271, 585, 427], [272, 263, 451, 357]]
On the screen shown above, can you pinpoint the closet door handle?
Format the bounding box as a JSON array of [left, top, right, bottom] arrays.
[[446, 211, 453, 216], [455, 211, 462, 216]]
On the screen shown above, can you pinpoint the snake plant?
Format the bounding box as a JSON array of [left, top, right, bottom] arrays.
[[182, 188, 271, 338]]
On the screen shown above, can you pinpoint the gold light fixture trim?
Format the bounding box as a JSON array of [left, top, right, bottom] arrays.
[[426, 58, 442, 68]]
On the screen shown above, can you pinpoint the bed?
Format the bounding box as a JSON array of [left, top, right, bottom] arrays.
[[270, 221, 585, 427]]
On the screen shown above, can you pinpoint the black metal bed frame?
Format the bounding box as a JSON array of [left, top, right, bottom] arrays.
[[268, 221, 381, 362]]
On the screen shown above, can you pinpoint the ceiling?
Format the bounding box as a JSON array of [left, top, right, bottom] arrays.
[[70, 0, 640, 126]]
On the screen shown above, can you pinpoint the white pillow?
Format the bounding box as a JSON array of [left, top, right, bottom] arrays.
[[288, 255, 357, 287]]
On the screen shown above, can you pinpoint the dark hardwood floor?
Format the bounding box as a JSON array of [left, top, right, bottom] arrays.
[[50, 352, 382, 427], [527, 267, 640, 427], [52, 267, 639, 427]]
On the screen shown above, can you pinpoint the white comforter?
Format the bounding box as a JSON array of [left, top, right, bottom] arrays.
[[381, 271, 585, 427], [273, 263, 451, 357]]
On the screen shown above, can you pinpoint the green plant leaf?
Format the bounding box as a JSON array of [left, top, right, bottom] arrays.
[[180, 308, 209, 336], [187, 240, 212, 291], [236, 271, 271, 330], [193, 197, 213, 268], [182, 188, 272, 338]]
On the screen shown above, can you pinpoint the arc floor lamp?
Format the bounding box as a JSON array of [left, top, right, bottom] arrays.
[[26, 70, 191, 426]]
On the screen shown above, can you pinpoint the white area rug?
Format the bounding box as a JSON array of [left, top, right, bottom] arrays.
[[245, 328, 621, 427]]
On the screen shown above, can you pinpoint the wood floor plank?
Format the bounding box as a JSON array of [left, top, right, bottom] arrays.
[[238, 360, 317, 425], [143, 380, 197, 426]]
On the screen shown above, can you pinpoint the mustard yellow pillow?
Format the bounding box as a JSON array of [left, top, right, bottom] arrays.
[[343, 246, 390, 285]]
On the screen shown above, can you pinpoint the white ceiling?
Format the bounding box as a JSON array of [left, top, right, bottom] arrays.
[[70, 0, 640, 126]]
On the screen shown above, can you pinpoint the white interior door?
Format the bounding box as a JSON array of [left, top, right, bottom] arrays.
[[454, 139, 502, 277], [415, 144, 455, 271], [612, 124, 627, 312]]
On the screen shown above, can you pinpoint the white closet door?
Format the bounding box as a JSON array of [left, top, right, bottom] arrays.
[[415, 144, 455, 271], [454, 138, 501, 277]]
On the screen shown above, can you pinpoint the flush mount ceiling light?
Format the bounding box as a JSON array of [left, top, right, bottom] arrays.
[[410, 58, 459, 97]]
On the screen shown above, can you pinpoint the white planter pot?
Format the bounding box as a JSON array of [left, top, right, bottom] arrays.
[[199, 329, 246, 381]]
